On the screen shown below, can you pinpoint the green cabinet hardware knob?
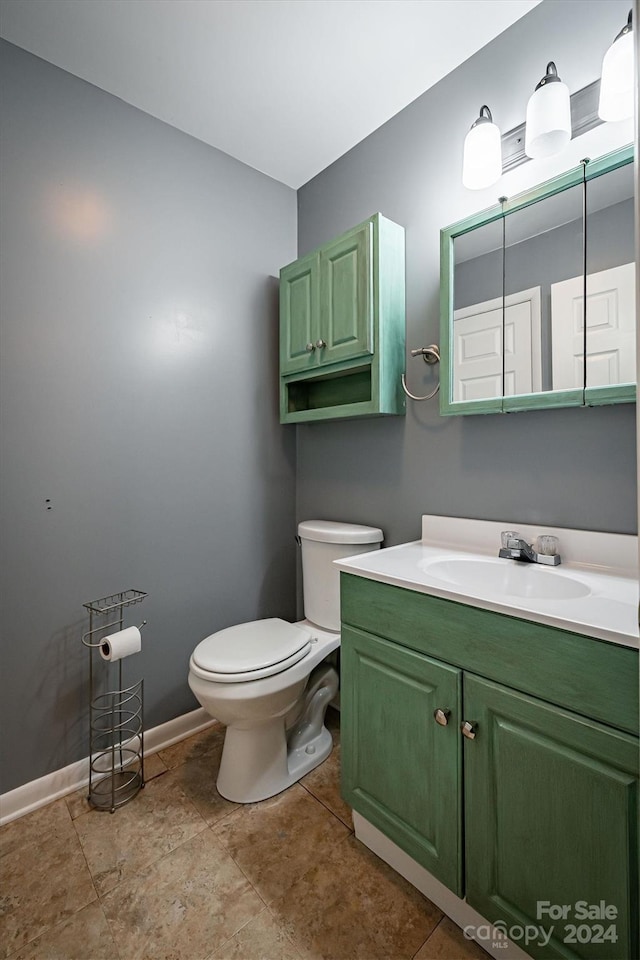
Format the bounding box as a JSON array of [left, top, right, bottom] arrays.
[[460, 720, 477, 740], [434, 708, 451, 726]]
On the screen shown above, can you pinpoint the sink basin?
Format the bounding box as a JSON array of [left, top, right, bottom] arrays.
[[422, 557, 591, 601]]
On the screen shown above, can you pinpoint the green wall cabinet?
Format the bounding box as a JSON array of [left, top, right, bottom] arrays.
[[279, 214, 405, 423], [340, 573, 639, 960]]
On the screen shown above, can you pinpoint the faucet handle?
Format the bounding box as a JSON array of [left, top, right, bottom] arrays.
[[536, 535, 559, 557]]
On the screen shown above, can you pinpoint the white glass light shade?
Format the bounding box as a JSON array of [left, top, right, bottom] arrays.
[[462, 118, 502, 190], [525, 78, 572, 159], [598, 29, 634, 121]]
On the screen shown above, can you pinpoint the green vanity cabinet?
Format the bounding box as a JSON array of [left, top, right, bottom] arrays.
[[340, 573, 639, 960], [279, 214, 405, 423]]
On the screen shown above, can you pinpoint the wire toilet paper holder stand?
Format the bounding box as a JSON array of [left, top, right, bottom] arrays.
[[81, 589, 147, 812]]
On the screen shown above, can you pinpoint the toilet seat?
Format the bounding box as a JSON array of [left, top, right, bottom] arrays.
[[190, 618, 312, 683]]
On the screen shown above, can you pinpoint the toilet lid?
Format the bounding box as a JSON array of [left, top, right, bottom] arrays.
[[191, 619, 312, 679]]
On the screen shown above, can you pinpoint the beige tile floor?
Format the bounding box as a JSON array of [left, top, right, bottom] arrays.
[[1, 709, 485, 960]]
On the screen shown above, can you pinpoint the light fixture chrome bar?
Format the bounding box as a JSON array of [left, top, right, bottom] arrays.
[[571, 78, 604, 138], [502, 79, 602, 173]]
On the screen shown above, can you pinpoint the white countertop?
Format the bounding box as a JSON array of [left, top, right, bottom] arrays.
[[335, 516, 639, 650]]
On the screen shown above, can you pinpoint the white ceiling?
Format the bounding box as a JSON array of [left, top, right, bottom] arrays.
[[0, 0, 541, 188]]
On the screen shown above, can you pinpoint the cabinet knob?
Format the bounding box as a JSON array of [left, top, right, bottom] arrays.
[[305, 342, 316, 352], [460, 720, 478, 740], [434, 708, 451, 726], [315, 339, 327, 349]]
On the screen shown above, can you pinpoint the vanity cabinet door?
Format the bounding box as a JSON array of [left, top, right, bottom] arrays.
[[280, 251, 320, 375], [464, 674, 639, 960], [341, 625, 463, 895]]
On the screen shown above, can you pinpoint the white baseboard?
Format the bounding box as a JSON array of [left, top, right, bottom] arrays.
[[0, 708, 216, 827], [143, 707, 216, 755]]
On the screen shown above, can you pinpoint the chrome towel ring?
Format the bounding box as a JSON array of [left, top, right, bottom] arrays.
[[401, 344, 440, 401]]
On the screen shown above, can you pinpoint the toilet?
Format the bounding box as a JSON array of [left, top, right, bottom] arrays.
[[188, 520, 383, 803]]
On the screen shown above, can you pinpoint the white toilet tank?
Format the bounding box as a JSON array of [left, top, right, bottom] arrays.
[[298, 520, 383, 632]]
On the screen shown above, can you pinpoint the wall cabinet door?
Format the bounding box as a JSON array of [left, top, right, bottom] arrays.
[[280, 251, 319, 375], [464, 674, 639, 960], [341, 625, 463, 895], [280, 222, 373, 375], [319, 221, 373, 366]]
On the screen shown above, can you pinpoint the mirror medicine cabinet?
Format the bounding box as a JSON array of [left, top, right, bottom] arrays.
[[440, 145, 636, 415]]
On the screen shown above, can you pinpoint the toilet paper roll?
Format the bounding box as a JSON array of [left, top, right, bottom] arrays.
[[100, 626, 142, 662]]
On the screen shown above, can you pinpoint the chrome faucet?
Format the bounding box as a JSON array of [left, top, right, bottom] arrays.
[[499, 536, 561, 566]]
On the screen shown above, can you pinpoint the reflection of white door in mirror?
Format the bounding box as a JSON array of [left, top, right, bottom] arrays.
[[551, 263, 636, 389], [453, 287, 542, 401]]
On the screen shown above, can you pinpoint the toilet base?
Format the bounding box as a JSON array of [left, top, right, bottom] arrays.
[[216, 718, 333, 803], [216, 663, 339, 803], [287, 723, 333, 783]]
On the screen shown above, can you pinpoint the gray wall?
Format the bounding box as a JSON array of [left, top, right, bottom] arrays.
[[0, 41, 297, 792], [296, 0, 637, 547]]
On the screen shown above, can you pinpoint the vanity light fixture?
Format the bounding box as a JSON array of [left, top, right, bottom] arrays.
[[461, 14, 635, 189], [462, 105, 502, 190], [524, 61, 572, 159], [598, 10, 634, 122]]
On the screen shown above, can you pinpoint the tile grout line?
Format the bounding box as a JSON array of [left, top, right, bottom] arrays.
[[201, 903, 272, 960], [411, 913, 447, 960], [263, 901, 306, 960], [204, 820, 273, 910], [298, 779, 354, 833], [95, 898, 126, 960], [69, 795, 104, 906]]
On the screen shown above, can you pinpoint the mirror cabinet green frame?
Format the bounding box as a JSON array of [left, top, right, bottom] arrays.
[[440, 145, 636, 415]]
